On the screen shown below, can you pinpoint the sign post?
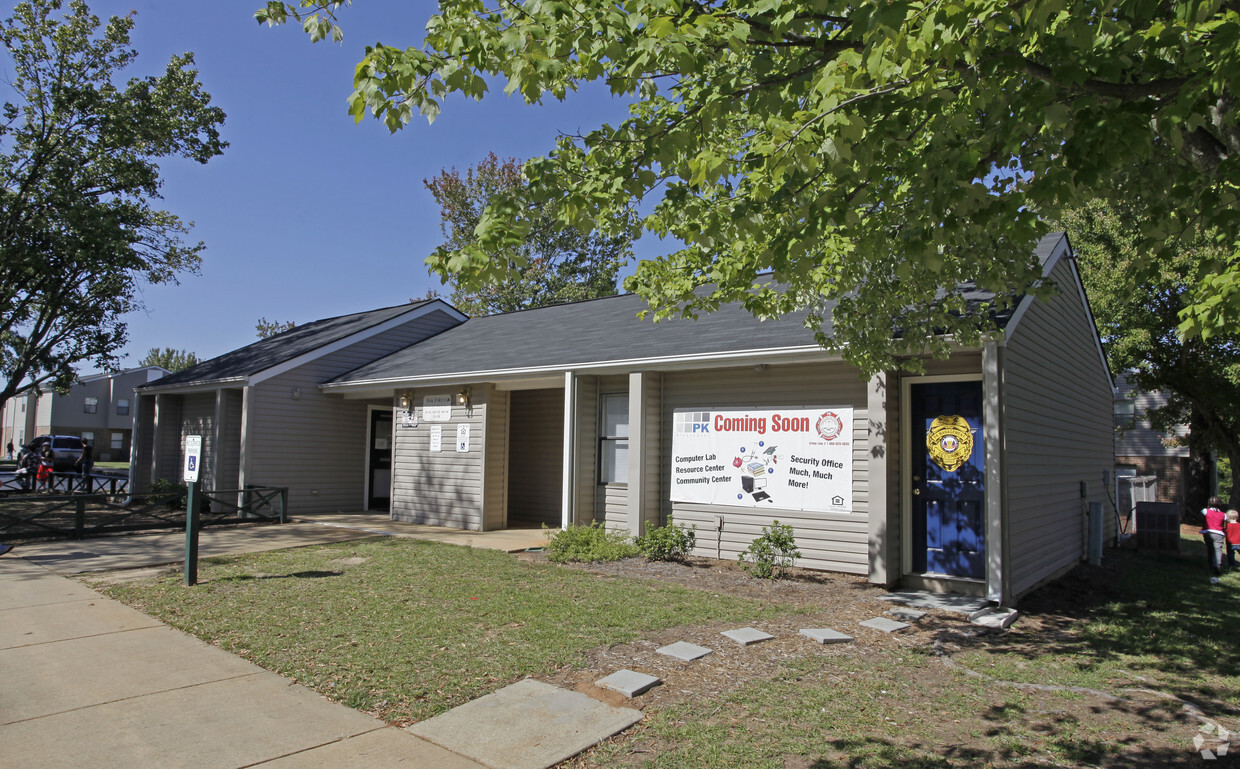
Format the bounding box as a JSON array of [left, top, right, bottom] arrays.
[[183, 435, 202, 587]]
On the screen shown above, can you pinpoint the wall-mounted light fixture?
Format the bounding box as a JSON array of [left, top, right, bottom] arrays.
[[398, 393, 410, 409], [456, 386, 472, 409], [290, 387, 301, 400], [753, 364, 767, 374]]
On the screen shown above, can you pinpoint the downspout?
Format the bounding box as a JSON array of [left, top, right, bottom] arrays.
[[983, 340, 1007, 605]]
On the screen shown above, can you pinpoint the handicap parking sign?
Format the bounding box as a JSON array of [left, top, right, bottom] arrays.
[[184, 435, 202, 482]]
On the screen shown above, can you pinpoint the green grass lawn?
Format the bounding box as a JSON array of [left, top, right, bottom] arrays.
[[102, 537, 796, 724], [101, 533, 1240, 767]]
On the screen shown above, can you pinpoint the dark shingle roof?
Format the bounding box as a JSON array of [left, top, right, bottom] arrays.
[[328, 234, 1069, 387], [139, 301, 436, 390], [327, 289, 826, 386]]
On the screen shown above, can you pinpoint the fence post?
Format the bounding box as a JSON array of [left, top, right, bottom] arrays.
[[184, 481, 200, 587], [278, 487, 287, 523], [74, 496, 86, 539]]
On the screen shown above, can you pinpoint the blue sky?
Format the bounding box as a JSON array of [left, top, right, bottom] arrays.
[[73, 1, 656, 368]]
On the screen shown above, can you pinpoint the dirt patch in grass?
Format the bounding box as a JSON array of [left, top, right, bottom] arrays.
[[526, 552, 1237, 767]]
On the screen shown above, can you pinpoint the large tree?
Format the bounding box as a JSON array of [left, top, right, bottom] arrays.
[[1058, 198, 1240, 508], [0, 0, 225, 410], [138, 347, 200, 373], [261, 0, 1238, 375], [255, 317, 297, 339], [425, 152, 632, 316]]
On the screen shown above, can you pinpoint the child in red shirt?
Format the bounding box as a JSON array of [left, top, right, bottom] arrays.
[[1227, 510, 1240, 569]]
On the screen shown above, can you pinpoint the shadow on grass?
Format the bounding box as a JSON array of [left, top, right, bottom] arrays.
[[220, 570, 344, 581], [923, 537, 1240, 724], [800, 734, 1211, 768]]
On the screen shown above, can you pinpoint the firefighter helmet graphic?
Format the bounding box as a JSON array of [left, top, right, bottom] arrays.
[[926, 415, 974, 472]]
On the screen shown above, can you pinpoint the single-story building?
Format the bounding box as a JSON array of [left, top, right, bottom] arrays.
[[133, 232, 1114, 605]]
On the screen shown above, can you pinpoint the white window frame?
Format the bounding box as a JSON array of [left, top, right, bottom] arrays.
[[598, 392, 629, 485], [83, 396, 98, 414], [116, 399, 130, 416]]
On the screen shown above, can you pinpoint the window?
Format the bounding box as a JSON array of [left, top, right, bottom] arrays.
[[599, 393, 629, 484], [84, 396, 98, 414], [1113, 400, 1135, 430], [111, 432, 124, 450], [116, 399, 130, 416], [79, 432, 93, 445]]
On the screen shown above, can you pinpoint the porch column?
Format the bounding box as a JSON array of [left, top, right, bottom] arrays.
[[867, 372, 900, 586], [983, 340, 1006, 604], [560, 371, 577, 529], [238, 385, 253, 492], [151, 394, 170, 482], [627, 372, 646, 538]]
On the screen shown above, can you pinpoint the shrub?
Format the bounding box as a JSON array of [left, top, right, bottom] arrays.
[[145, 478, 188, 510], [738, 520, 801, 579], [544, 521, 639, 563], [636, 515, 697, 561]]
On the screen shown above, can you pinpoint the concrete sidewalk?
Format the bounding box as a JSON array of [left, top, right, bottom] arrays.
[[0, 555, 488, 769], [0, 519, 635, 769], [15, 513, 547, 575]]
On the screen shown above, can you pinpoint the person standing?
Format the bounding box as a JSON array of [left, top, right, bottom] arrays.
[[37, 443, 54, 493], [1201, 496, 1228, 584], [4, 441, 12, 460], [1226, 510, 1240, 570], [76, 437, 93, 491], [17, 448, 38, 491]]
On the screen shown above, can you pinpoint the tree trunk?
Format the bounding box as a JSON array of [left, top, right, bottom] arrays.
[[1185, 411, 1213, 521]]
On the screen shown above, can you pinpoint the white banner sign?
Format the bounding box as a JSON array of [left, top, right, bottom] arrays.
[[423, 395, 452, 422], [670, 407, 853, 513]]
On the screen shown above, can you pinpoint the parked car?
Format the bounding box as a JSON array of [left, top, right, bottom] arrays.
[[18, 435, 84, 472]]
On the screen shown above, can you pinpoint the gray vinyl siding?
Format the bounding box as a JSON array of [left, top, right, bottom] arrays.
[[574, 377, 598, 524], [242, 312, 460, 514], [482, 387, 509, 530], [217, 389, 244, 492], [132, 394, 157, 489], [639, 372, 662, 533], [1002, 257, 1114, 598], [506, 389, 563, 527], [391, 388, 486, 529], [1114, 385, 1188, 458], [660, 363, 870, 574], [598, 485, 628, 530], [153, 395, 183, 483], [179, 394, 217, 489]]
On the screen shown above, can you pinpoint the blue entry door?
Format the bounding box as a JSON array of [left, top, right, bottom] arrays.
[[910, 381, 985, 578]]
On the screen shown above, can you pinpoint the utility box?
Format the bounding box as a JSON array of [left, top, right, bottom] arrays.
[[1135, 501, 1180, 552]]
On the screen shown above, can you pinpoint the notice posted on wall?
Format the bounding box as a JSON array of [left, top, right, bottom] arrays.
[[670, 407, 853, 513], [423, 394, 453, 422]]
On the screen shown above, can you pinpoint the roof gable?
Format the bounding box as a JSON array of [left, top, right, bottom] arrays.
[[140, 300, 463, 390]]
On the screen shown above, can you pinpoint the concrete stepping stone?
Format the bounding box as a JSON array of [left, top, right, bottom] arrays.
[[799, 628, 854, 644], [408, 678, 641, 769], [656, 641, 713, 661], [885, 607, 926, 621], [721, 627, 774, 646], [596, 670, 661, 698], [859, 617, 910, 633], [969, 607, 1019, 629]]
